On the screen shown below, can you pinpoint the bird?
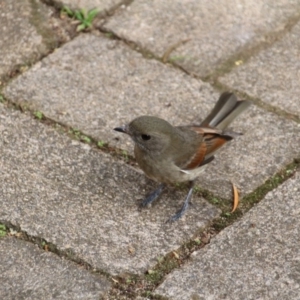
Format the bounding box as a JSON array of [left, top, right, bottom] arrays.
[[114, 92, 251, 221]]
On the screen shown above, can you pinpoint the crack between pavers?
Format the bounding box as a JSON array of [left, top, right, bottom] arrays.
[[204, 12, 300, 81], [0, 221, 111, 278], [0, 94, 137, 166]]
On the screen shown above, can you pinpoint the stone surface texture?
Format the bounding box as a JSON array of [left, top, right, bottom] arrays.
[[104, 0, 300, 76], [3, 33, 300, 199], [220, 21, 300, 117], [0, 237, 110, 299], [57, 0, 123, 11], [156, 171, 300, 300], [0, 0, 68, 80]]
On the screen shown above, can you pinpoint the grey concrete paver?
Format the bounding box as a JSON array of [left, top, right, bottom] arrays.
[[0, 0, 70, 80], [220, 21, 300, 117], [58, 0, 123, 11], [3, 33, 300, 198], [0, 104, 219, 275], [0, 237, 110, 299], [156, 171, 300, 300], [103, 0, 300, 77]]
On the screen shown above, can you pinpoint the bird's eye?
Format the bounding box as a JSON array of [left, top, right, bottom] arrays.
[[141, 134, 151, 141]]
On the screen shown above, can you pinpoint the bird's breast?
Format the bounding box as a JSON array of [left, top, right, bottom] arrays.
[[134, 145, 204, 184]]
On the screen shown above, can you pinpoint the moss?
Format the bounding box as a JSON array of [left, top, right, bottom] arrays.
[[0, 223, 7, 237]]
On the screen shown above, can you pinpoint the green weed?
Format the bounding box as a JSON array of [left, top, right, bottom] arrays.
[[61, 6, 99, 31]]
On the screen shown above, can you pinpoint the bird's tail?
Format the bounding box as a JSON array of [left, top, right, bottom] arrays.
[[200, 92, 251, 130]]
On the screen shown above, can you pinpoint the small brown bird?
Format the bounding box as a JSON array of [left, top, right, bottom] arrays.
[[114, 92, 251, 221]]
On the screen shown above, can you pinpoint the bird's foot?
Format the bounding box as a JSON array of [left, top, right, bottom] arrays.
[[167, 181, 194, 222], [140, 184, 165, 207]]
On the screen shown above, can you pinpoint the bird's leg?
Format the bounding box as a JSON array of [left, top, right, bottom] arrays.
[[141, 184, 165, 207], [168, 181, 195, 222]]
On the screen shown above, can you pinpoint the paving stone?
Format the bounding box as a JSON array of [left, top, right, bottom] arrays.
[[156, 171, 300, 300], [57, 0, 123, 11], [0, 104, 220, 275], [103, 0, 300, 77], [3, 33, 300, 198], [0, 237, 110, 299], [220, 21, 300, 117], [0, 0, 70, 81], [2, 34, 217, 152]]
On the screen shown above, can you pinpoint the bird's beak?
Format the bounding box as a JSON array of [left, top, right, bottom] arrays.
[[113, 125, 128, 134]]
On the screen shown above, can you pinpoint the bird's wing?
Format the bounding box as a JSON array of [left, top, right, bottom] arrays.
[[182, 126, 233, 170]]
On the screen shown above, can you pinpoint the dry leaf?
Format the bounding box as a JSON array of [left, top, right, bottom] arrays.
[[231, 182, 239, 212]]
